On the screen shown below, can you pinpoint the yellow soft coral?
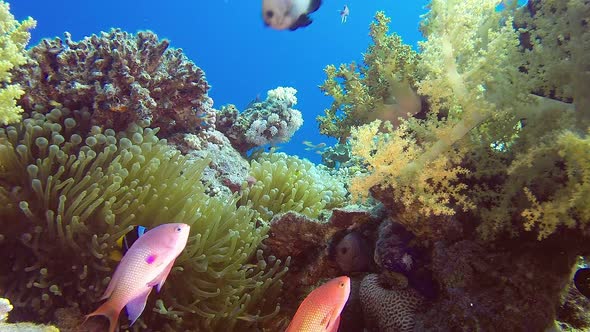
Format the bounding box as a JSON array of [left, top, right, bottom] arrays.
[[520, 130, 590, 240], [0, 1, 35, 125], [350, 119, 474, 219], [318, 12, 421, 142]]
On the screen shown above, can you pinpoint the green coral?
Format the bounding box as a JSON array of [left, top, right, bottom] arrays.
[[317, 11, 421, 142], [240, 152, 347, 220], [0, 1, 35, 125], [0, 106, 286, 330], [347, 0, 590, 240]]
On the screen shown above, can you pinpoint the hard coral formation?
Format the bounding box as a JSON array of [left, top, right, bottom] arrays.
[[217, 87, 303, 153], [0, 106, 285, 331], [239, 152, 347, 220], [0, 297, 58, 332], [0, 1, 36, 125], [416, 239, 580, 331], [14, 29, 213, 136], [359, 273, 423, 332], [317, 11, 421, 142], [171, 129, 251, 197]]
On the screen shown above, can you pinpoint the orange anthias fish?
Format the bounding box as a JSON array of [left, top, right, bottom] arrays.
[[286, 276, 351, 332], [84, 223, 190, 332]]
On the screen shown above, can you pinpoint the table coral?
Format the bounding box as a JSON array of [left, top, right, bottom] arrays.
[[0, 1, 35, 125], [14, 29, 213, 136], [0, 106, 286, 331], [217, 87, 303, 153]]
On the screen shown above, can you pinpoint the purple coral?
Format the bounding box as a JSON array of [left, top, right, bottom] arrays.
[[15, 29, 213, 136]]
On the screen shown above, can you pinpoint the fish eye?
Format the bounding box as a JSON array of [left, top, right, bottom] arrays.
[[175, 226, 182, 232], [265, 10, 274, 18]]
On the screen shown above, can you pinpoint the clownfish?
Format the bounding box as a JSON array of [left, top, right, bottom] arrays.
[[108, 226, 148, 261]]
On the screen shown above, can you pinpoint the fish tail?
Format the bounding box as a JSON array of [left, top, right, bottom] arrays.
[[84, 300, 121, 332]]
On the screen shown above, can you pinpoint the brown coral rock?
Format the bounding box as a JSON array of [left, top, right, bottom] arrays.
[[15, 29, 212, 136], [360, 273, 423, 332]]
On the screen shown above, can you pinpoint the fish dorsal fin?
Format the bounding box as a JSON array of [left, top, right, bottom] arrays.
[[308, 0, 322, 14]]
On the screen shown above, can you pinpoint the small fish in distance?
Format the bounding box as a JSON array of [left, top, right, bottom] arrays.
[[262, 0, 322, 31], [340, 5, 349, 23]]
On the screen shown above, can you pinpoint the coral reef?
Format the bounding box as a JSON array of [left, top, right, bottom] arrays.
[[317, 12, 422, 142], [0, 106, 285, 331], [0, 1, 36, 125], [415, 238, 581, 331], [170, 129, 251, 197], [14, 29, 213, 136], [262, 207, 378, 317], [217, 87, 303, 153], [239, 152, 347, 220], [359, 273, 423, 332], [373, 220, 437, 299], [0, 297, 59, 331], [346, 0, 589, 241], [557, 281, 590, 330]]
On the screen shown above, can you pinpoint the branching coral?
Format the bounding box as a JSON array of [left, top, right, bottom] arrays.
[[0, 106, 286, 330], [217, 87, 303, 153], [317, 12, 421, 142], [347, 0, 589, 240], [517, 130, 590, 240], [14, 29, 213, 136], [239, 152, 347, 220], [0, 0, 36, 125], [350, 119, 474, 219]]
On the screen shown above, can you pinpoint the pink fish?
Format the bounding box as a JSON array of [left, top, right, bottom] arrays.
[[84, 223, 190, 332], [286, 276, 351, 332]]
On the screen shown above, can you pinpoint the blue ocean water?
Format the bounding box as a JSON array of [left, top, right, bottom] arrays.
[[12, 0, 428, 163]]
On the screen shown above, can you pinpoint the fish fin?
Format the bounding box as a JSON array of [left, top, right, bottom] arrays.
[[126, 287, 152, 326], [289, 15, 312, 31], [101, 265, 123, 300], [308, 0, 322, 13], [319, 308, 333, 326], [327, 314, 341, 332], [320, 308, 339, 330], [84, 299, 121, 332], [147, 259, 175, 292]]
